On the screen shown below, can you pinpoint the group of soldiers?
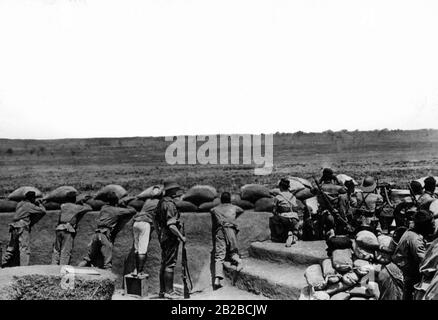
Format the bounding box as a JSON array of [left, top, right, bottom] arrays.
[[1, 170, 437, 300], [0, 179, 244, 298]]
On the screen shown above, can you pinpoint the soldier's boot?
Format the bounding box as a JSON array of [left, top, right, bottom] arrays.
[[285, 231, 296, 247], [163, 270, 182, 299], [134, 254, 148, 277], [213, 277, 223, 290]]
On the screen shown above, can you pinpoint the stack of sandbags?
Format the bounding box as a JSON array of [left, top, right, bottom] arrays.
[[230, 194, 254, 210], [42, 186, 79, 210], [275, 177, 314, 201], [301, 231, 395, 300], [95, 184, 128, 202], [182, 185, 217, 209], [240, 184, 272, 212], [136, 185, 163, 200], [197, 198, 221, 212], [8, 186, 43, 201], [175, 200, 199, 212]]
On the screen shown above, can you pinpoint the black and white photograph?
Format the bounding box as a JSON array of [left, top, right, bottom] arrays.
[[0, 0, 438, 310]]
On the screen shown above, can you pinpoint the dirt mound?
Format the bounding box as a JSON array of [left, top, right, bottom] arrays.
[[0, 265, 117, 300]]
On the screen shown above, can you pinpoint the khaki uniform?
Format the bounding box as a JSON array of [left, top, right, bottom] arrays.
[[81, 205, 136, 269], [51, 203, 92, 265], [2, 201, 46, 267], [392, 230, 427, 300], [132, 198, 159, 255], [351, 192, 383, 234], [270, 191, 301, 242], [210, 203, 244, 279]]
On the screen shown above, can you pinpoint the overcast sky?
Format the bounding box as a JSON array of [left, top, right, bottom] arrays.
[[0, 0, 438, 139]]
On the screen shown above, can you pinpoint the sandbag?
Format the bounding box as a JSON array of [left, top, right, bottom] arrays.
[[0, 199, 18, 213], [299, 286, 329, 300], [8, 186, 43, 201], [429, 199, 438, 217], [312, 291, 330, 300], [240, 184, 271, 203], [95, 185, 128, 201], [353, 259, 373, 277], [349, 297, 367, 300], [127, 199, 145, 212], [353, 241, 375, 261], [231, 194, 241, 203], [86, 199, 106, 211], [322, 259, 340, 284], [232, 199, 254, 210], [183, 185, 217, 206], [43, 186, 78, 203], [356, 230, 380, 251], [76, 194, 92, 205], [336, 174, 358, 186], [198, 198, 221, 212], [254, 197, 275, 212], [330, 292, 351, 300], [377, 234, 393, 249], [416, 176, 438, 194], [44, 202, 61, 211], [350, 285, 374, 300], [175, 200, 198, 213], [136, 185, 163, 200], [341, 271, 359, 286], [320, 184, 346, 196], [277, 177, 312, 193], [366, 281, 380, 299], [304, 264, 327, 290], [332, 249, 353, 273], [270, 188, 281, 196], [325, 281, 353, 296], [327, 235, 352, 252], [294, 188, 315, 201]]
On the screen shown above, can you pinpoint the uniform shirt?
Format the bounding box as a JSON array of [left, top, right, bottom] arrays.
[[56, 203, 92, 233], [273, 191, 299, 220], [418, 192, 437, 209], [210, 203, 243, 230], [155, 196, 181, 242], [133, 198, 159, 223], [338, 193, 358, 218], [12, 200, 46, 228], [354, 192, 384, 213], [95, 205, 136, 235], [392, 230, 427, 282]]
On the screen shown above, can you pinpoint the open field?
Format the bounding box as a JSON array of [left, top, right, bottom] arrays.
[[0, 129, 438, 293]]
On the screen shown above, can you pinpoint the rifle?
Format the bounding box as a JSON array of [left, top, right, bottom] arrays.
[[312, 177, 353, 231], [181, 223, 193, 299], [408, 183, 419, 207]]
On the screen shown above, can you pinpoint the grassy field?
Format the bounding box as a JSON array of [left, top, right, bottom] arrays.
[[0, 129, 437, 293]]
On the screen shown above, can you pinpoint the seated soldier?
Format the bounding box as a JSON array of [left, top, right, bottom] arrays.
[[269, 178, 302, 247], [351, 176, 384, 235], [393, 180, 423, 229]]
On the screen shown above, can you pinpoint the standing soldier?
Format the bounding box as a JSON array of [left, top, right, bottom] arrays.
[[210, 192, 244, 290], [155, 180, 186, 299], [2, 191, 46, 267], [418, 176, 437, 209], [131, 186, 162, 276], [51, 192, 92, 265], [78, 191, 136, 270], [352, 176, 384, 235]]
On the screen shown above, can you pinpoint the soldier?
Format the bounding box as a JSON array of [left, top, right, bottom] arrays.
[[335, 179, 357, 235], [155, 180, 186, 299], [51, 192, 92, 265], [210, 192, 244, 290], [2, 191, 46, 267], [269, 178, 302, 246], [78, 191, 136, 269], [418, 176, 437, 209], [131, 186, 162, 276], [393, 180, 423, 229], [392, 209, 435, 300], [351, 176, 384, 235]]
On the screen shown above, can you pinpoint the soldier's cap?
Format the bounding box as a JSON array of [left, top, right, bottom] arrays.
[[163, 179, 181, 191], [424, 176, 436, 190], [414, 209, 434, 225], [25, 191, 36, 199], [410, 180, 423, 195], [360, 176, 377, 193], [278, 178, 290, 189]]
